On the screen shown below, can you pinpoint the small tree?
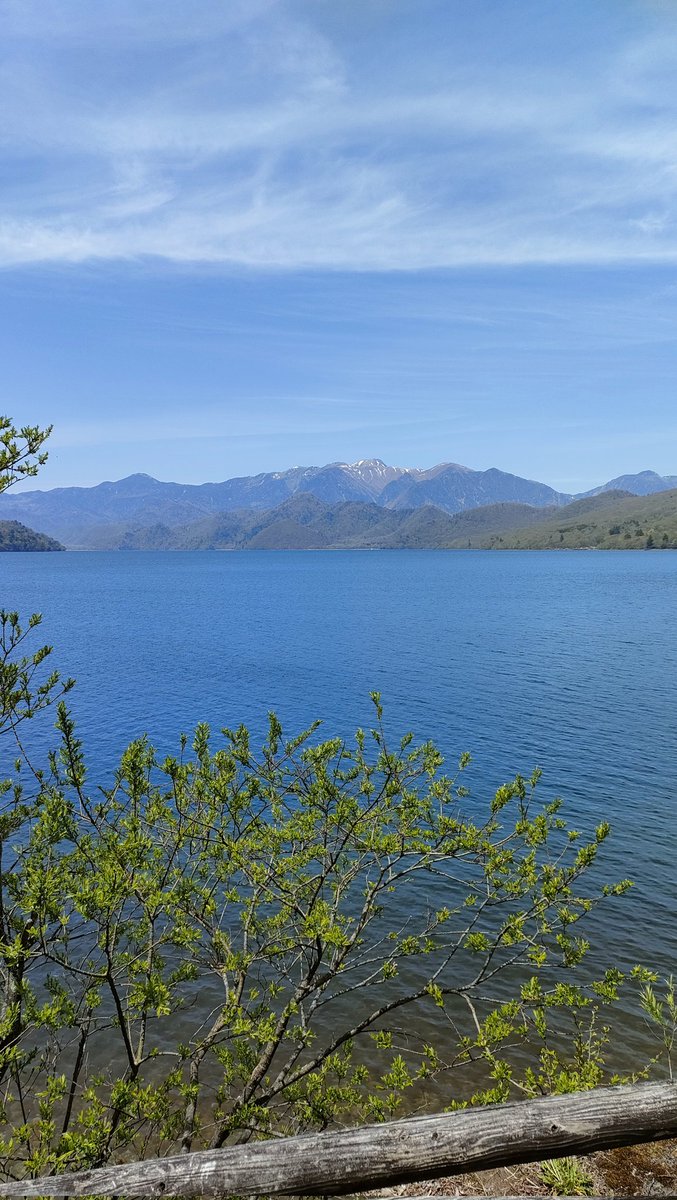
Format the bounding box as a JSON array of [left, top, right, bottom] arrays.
[[0, 420, 75, 1183], [0, 417, 73, 754], [1, 690, 642, 1179], [0, 418, 51, 495], [0, 415, 661, 1184]]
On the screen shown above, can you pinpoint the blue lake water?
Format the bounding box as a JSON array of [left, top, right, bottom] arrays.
[[2, 548, 676, 1073]]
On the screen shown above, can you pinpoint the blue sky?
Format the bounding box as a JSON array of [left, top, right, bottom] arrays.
[[2, 0, 677, 492]]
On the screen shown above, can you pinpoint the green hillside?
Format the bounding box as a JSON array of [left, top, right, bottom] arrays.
[[490, 489, 677, 549], [61, 488, 677, 552], [0, 520, 65, 552], [380, 501, 560, 549]]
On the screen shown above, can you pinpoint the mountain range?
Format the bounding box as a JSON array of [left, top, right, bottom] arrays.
[[25, 488, 673, 552], [1, 458, 676, 549]]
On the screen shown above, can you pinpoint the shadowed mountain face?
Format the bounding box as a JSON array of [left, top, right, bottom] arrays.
[[44, 488, 677, 553], [0, 460, 406, 541], [578, 470, 677, 499], [5, 485, 675, 551], [380, 464, 571, 512], [0, 469, 322, 538], [0, 458, 673, 547]]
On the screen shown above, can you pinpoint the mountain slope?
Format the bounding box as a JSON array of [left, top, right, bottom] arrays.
[[2, 459, 674, 548], [0, 521, 65, 551], [490, 489, 677, 549], [94, 497, 406, 551], [68, 495, 616, 552], [0, 460, 404, 542], [578, 470, 677, 498], [333, 501, 557, 549], [380, 464, 571, 513], [40, 489, 677, 552], [0, 471, 316, 540]]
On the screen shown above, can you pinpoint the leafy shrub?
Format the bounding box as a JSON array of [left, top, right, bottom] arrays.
[[0, 418, 662, 1183], [0, 678, 640, 1176]]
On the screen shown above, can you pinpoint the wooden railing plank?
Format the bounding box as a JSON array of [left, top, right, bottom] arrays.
[[1, 1082, 676, 1197]]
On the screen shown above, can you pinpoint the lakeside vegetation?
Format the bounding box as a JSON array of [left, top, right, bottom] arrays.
[[1, 673, 647, 1176], [479, 490, 677, 551], [1, 418, 676, 1188]]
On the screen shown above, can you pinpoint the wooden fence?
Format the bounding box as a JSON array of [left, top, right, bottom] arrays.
[[1, 1081, 677, 1197]]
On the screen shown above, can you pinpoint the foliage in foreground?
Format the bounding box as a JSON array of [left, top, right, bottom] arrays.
[[0, 418, 51, 495], [0, 416, 671, 1184], [0, 663, 649, 1180]]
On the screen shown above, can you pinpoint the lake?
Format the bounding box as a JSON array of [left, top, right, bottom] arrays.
[[2, 548, 676, 1076]]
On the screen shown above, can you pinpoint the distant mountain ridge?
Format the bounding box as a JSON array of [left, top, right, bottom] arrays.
[[379, 463, 567, 511], [0, 458, 675, 548], [0, 459, 408, 543], [578, 470, 677, 498], [65, 493, 567, 552], [55, 488, 677, 552]]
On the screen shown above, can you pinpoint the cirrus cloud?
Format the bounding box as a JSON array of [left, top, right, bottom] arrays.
[[1, 0, 677, 270]]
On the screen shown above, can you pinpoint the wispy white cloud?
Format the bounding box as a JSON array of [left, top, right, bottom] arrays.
[[2, 1, 677, 269], [50, 407, 423, 452]]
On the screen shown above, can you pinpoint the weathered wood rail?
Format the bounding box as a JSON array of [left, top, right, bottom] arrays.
[[2, 1081, 676, 1197]]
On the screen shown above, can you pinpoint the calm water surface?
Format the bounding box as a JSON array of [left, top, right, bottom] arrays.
[[2, 549, 676, 1075]]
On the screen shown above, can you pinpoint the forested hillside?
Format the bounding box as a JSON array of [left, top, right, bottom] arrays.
[[0, 520, 64, 551]]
